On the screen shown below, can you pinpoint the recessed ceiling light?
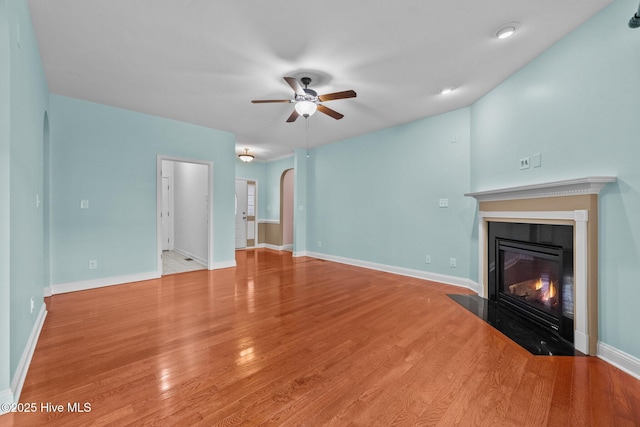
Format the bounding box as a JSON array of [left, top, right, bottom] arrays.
[[496, 25, 516, 39], [440, 86, 455, 95]]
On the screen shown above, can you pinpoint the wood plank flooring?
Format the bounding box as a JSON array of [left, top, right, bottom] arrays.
[[2, 249, 639, 426]]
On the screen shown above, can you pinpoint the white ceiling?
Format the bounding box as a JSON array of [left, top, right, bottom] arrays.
[[27, 0, 611, 161]]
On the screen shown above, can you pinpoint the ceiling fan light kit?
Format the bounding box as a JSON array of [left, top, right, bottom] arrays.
[[295, 100, 317, 117], [238, 148, 254, 163], [252, 76, 356, 123]]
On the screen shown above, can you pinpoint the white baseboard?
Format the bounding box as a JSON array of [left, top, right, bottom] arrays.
[[258, 244, 292, 251], [597, 341, 640, 380], [0, 388, 13, 415], [210, 260, 236, 270], [305, 251, 480, 292], [43, 286, 52, 297], [265, 244, 285, 251], [253, 244, 293, 252], [10, 303, 47, 404], [292, 251, 308, 258], [173, 247, 207, 267], [50, 271, 159, 295]]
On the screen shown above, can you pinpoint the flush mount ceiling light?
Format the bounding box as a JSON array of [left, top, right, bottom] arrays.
[[496, 24, 518, 39], [238, 148, 254, 163]]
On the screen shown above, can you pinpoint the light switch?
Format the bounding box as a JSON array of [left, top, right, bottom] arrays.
[[532, 153, 541, 168]]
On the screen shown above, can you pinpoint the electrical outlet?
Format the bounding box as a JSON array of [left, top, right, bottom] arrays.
[[80, 199, 89, 209], [425, 255, 431, 264], [449, 258, 457, 268], [317, 241, 322, 247], [89, 260, 98, 270], [439, 198, 449, 208], [30, 297, 34, 314], [519, 157, 530, 170]]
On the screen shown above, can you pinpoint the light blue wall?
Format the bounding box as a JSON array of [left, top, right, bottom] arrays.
[[306, 108, 474, 278], [265, 156, 294, 221], [0, 0, 12, 397], [49, 95, 236, 285], [293, 149, 308, 254], [4, 0, 49, 388], [470, 0, 640, 358]]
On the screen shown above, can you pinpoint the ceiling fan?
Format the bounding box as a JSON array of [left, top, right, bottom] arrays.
[[251, 76, 356, 123]]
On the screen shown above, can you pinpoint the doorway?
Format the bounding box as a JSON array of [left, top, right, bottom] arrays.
[[235, 179, 257, 249], [281, 169, 294, 251], [156, 156, 213, 276]]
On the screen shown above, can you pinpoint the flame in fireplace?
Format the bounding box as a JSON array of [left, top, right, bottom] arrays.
[[534, 278, 557, 301]]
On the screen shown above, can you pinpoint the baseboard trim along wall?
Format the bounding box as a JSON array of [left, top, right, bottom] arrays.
[[210, 260, 236, 270], [173, 247, 207, 267], [50, 271, 160, 295], [598, 341, 640, 380], [257, 243, 288, 251], [0, 388, 13, 415], [305, 251, 480, 293], [10, 303, 47, 405]]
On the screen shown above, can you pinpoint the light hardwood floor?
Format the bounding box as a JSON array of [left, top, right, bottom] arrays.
[[2, 249, 639, 426]]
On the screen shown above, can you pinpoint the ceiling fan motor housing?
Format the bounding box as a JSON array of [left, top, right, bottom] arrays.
[[299, 77, 318, 102]]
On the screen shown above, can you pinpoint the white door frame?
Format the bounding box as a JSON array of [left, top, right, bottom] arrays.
[[235, 179, 248, 249], [161, 176, 173, 251], [156, 155, 214, 276], [234, 179, 260, 248]]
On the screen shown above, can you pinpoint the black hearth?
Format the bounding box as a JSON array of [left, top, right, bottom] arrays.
[[489, 222, 574, 345]]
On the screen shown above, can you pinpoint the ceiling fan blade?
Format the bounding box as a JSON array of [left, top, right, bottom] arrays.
[[318, 90, 357, 102], [284, 77, 306, 96], [251, 99, 291, 103], [286, 109, 300, 123], [317, 104, 344, 120]]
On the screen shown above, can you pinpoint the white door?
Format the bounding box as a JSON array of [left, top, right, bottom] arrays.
[[235, 179, 248, 249], [161, 176, 171, 250]]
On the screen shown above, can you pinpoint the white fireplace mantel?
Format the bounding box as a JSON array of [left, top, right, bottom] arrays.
[[467, 176, 616, 355], [464, 176, 616, 202]]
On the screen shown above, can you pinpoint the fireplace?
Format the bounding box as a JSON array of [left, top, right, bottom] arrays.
[[495, 238, 577, 346], [488, 222, 575, 344], [465, 177, 616, 355]]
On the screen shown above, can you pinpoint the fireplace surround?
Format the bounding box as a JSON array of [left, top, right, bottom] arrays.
[[466, 177, 616, 355]]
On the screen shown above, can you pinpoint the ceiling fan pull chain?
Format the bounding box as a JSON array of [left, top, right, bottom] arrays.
[[306, 116, 310, 158]]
